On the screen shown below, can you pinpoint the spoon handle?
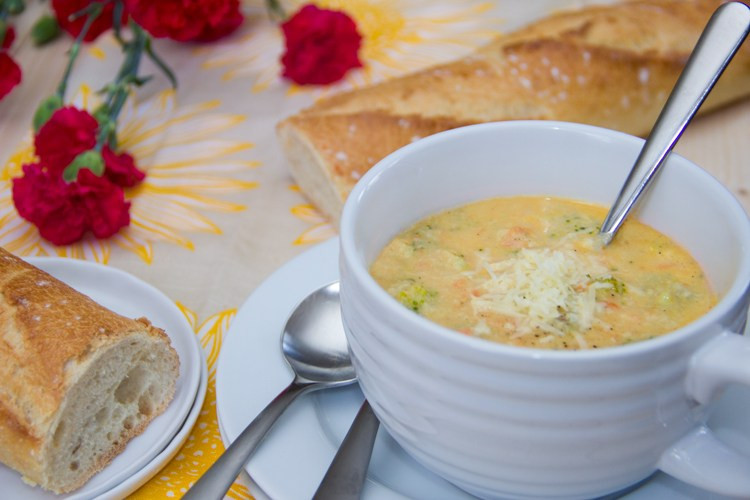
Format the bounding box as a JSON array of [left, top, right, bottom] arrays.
[[313, 399, 380, 500], [599, 1, 750, 245], [184, 379, 313, 500]]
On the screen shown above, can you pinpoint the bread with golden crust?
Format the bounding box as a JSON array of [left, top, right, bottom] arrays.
[[0, 247, 180, 494], [277, 0, 750, 224]]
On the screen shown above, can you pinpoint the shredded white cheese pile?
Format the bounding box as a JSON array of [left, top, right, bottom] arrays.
[[470, 247, 612, 345]]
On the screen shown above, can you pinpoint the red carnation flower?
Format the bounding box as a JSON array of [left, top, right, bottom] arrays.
[[34, 107, 99, 174], [13, 104, 144, 244], [52, 0, 127, 42], [2, 26, 15, 49], [0, 53, 22, 100], [280, 4, 363, 85], [12, 163, 131, 245], [0, 26, 21, 100], [33, 106, 146, 187], [75, 169, 131, 239], [102, 146, 145, 187], [126, 0, 243, 42], [12, 164, 87, 244]]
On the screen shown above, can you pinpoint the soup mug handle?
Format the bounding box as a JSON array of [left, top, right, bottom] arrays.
[[658, 332, 750, 496]]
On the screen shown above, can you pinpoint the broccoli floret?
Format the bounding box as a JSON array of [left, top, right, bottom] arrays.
[[593, 276, 627, 294], [397, 283, 437, 313]]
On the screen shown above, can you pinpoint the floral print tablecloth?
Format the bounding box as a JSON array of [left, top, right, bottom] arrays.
[[1, 1, 749, 498]]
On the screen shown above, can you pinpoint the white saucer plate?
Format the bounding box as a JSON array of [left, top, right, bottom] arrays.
[[216, 238, 750, 500], [0, 257, 205, 500]]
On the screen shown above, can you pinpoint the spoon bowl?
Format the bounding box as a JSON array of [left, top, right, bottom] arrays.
[[282, 282, 355, 384], [184, 281, 355, 500]]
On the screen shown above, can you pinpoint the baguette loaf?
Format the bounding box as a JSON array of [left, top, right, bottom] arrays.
[[0, 247, 180, 494], [277, 0, 750, 224]]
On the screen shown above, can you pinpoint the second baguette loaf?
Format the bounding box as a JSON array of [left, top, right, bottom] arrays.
[[277, 0, 750, 224], [0, 247, 180, 494]]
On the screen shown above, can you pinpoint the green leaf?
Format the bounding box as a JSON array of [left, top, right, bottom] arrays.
[[92, 103, 109, 123], [31, 14, 61, 46], [32, 95, 64, 132], [97, 116, 118, 150], [265, 0, 286, 21], [6, 0, 25, 15], [130, 75, 153, 87], [94, 115, 117, 148], [63, 150, 105, 182], [144, 37, 177, 89]]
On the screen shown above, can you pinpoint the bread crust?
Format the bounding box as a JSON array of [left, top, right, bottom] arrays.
[[277, 0, 750, 224], [0, 247, 179, 492]]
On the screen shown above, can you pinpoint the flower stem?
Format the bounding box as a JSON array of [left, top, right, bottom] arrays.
[[0, 1, 10, 46], [56, 2, 104, 99], [96, 21, 148, 150]]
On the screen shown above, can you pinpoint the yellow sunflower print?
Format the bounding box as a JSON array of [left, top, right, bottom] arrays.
[[288, 186, 336, 246], [0, 87, 259, 263], [290, 203, 336, 246]]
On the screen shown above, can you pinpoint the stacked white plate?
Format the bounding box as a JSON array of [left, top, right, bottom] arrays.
[[0, 258, 207, 499]]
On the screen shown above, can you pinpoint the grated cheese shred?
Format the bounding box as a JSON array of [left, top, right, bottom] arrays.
[[470, 247, 612, 346]]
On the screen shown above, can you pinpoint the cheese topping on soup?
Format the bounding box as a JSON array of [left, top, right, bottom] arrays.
[[370, 196, 716, 350]]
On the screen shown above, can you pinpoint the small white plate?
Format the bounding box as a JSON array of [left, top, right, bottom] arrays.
[[216, 238, 750, 500], [0, 257, 204, 499]]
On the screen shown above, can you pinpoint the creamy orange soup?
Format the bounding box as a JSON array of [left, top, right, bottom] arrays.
[[370, 196, 716, 350]]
